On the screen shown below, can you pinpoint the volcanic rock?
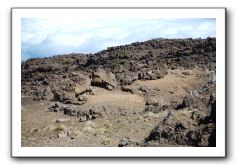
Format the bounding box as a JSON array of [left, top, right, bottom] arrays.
[[91, 68, 117, 90]]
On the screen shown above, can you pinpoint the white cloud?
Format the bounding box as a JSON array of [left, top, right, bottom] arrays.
[[21, 18, 216, 60]]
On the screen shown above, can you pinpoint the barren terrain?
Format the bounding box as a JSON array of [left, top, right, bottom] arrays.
[[21, 38, 216, 147]]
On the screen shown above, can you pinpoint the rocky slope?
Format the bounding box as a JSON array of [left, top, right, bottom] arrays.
[[21, 37, 216, 147]]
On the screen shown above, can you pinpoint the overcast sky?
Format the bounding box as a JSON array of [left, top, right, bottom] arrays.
[[21, 18, 216, 60]]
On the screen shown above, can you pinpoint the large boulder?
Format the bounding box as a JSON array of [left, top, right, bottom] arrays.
[[116, 72, 138, 85], [42, 86, 54, 100], [53, 90, 80, 104], [138, 67, 167, 80], [53, 90, 68, 102], [74, 75, 91, 97], [33, 86, 54, 101], [91, 68, 117, 90]]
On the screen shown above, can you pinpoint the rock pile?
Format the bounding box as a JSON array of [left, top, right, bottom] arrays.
[[144, 93, 216, 147]]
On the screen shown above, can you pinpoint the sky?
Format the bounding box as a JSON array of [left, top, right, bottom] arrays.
[[21, 18, 216, 60]]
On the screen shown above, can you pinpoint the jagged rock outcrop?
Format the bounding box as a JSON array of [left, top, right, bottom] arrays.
[[91, 68, 117, 90], [144, 93, 216, 147]]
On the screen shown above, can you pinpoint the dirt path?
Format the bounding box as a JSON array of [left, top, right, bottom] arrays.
[[131, 69, 201, 104], [86, 87, 145, 107]]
